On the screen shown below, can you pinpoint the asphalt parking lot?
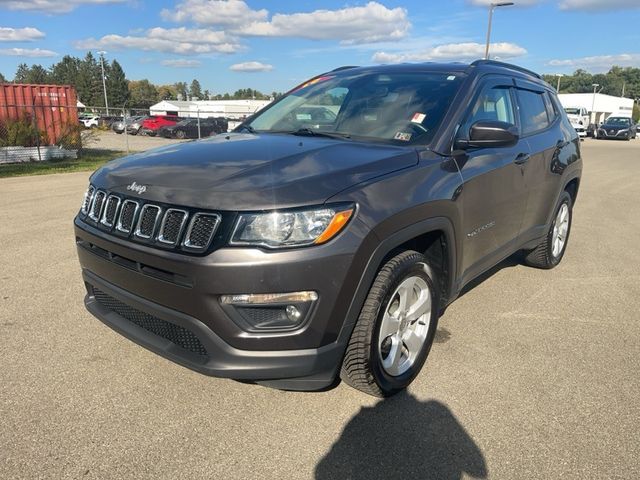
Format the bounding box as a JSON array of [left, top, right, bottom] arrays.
[[1, 138, 639, 479]]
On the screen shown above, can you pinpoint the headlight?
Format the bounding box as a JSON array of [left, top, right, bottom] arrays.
[[618, 129, 629, 134], [231, 205, 354, 248]]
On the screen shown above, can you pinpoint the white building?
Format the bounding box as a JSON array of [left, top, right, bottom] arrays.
[[558, 93, 634, 124], [149, 99, 272, 120]]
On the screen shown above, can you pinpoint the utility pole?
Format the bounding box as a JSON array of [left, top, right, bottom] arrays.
[[555, 74, 563, 92], [591, 83, 599, 125], [484, 2, 514, 59], [98, 51, 109, 115]]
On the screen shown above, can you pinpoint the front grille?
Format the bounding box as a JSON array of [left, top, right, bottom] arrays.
[[184, 213, 220, 251], [135, 205, 161, 239], [79, 185, 222, 254], [100, 195, 120, 227], [88, 190, 106, 222], [116, 200, 138, 234], [93, 288, 208, 356], [158, 209, 187, 245]]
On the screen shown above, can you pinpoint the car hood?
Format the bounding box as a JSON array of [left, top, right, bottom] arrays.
[[90, 133, 418, 210]]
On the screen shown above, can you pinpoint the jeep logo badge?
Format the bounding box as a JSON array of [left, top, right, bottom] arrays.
[[126, 181, 147, 195]]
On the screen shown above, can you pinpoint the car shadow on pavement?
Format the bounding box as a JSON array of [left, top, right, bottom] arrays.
[[315, 392, 487, 480]]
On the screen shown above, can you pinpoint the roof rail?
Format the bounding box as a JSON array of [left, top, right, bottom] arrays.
[[470, 59, 541, 79], [330, 65, 359, 72]]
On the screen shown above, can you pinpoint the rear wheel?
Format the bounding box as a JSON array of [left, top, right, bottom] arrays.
[[524, 191, 572, 269], [340, 250, 440, 397]]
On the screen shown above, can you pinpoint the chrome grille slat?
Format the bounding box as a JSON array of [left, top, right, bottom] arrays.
[[81, 185, 95, 215], [88, 190, 106, 222], [158, 209, 188, 245], [183, 213, 221, 251], [135, 205, 162, 239], [116, 200, 139, 234], [100, 195, 121, 228]]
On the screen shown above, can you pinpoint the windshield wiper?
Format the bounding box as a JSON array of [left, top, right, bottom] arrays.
[[289, 128, 351, 140]]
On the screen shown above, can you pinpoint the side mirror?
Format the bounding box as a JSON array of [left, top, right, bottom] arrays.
[[455, 120, 519, 149]]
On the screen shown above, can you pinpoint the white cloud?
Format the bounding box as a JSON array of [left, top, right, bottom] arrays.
[[229, 61, 273, 72], [0, 0, 125, 13], [548, 53, 640, 71], [559, 0, 640, 10], [467, 0, 539, 6], [0, 47, 57, 57], [75, 27, 242, 55], [373, 42, 527, 63], [161, 0, 268, 27], [0, 26, 44, 41], [162, 59, 202, 68], [162, 0, 410, 44]]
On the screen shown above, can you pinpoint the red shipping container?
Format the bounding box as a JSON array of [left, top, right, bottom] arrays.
[[0, 83, 79, 146]]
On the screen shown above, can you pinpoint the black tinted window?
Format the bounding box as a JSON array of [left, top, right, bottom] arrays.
[[543, 92, 558, 123], [517, 89, 549, 134]]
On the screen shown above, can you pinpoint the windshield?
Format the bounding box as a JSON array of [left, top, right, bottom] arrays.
[[605, 117, 630, 126], [564, 108, 580, 115], [247, 71, 464, 145]]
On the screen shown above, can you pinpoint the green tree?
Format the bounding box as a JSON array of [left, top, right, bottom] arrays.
[[106, 59, 129, 108], [128, 79, 158, 108], [157, 84, 178, 100], [203, 89, 210, 100], [13, 64, 30, 83], [189, 79, 202, 100], [174, 81, 188, 100], [76, 52, 103, 106], [50, 55, 80, 86], [0, 72, 6, 83]]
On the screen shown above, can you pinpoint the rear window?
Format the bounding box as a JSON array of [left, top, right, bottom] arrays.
[[516, 89, 550, 135]]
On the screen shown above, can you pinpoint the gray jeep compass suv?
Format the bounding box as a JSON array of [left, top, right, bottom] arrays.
[[75, 60, 582, 397]]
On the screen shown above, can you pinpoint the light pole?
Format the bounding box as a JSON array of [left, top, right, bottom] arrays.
[[591, 83, 599, 126], [98, 50, 109, 115], [555, 74, 564, 92], [484, 2, 514, 60]]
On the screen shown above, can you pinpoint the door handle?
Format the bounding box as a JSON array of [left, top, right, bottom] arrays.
[[514, 153, 530, 165]]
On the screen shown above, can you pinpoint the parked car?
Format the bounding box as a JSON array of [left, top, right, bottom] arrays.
[[99, 115, 123, 128], [158, 117, 229, 139], [112, 116, 146, 134], [596, 116, 637, 140], [75, 60, 582, 397], [80, 115, 99, 128], [125, 116, 150, 135], [140, 115, 181, 136]]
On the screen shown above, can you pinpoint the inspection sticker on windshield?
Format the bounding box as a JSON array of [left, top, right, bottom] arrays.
[[394, 132, 412, 141], [411, 112, 426, 123]]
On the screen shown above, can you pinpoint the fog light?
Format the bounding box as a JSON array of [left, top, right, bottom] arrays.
[[286, 305, 302, 322], [219, 291, 318, 332]]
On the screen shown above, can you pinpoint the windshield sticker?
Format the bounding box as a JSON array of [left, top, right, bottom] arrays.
[[411, 112, 426, 123], [394, 132, 412, 141]]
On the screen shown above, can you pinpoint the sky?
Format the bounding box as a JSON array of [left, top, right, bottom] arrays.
[[0, 0, 639, 94]]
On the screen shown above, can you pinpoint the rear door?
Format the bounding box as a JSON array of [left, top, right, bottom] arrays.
[[514, 81, 568, 237], [455, 76, 529, 280]]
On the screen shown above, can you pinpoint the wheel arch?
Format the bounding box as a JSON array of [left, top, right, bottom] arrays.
[[336, 217, 457, 347]]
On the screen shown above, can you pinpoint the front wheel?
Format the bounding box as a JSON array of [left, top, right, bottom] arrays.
[[524, 191, 573, 269], [340, 250, 440, 397]]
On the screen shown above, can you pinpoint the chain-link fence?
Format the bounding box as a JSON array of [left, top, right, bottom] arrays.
[[0, 102, 84, 164], [0, 101, 263, 163]]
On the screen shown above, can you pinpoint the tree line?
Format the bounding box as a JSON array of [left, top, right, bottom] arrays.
[[542, 66, 640, 121], [0, 53, 282, 109]]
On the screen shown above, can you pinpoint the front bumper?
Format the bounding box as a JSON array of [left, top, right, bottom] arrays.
[[75, 215, 374, 389]]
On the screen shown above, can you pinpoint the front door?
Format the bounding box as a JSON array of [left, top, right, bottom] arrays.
[[454, 77, 528, 282]]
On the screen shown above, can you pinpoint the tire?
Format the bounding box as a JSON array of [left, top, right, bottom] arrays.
[[524, 191, 572, 269], [340, 250, 440, 397]]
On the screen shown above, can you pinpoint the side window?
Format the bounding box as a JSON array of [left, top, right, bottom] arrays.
[[516, 89, 550, 135], [542, 92, 558, 123], [461, 85, 515, 137]]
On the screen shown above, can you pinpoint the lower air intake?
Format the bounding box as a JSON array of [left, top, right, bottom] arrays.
[[93, 288, 208, 357]]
